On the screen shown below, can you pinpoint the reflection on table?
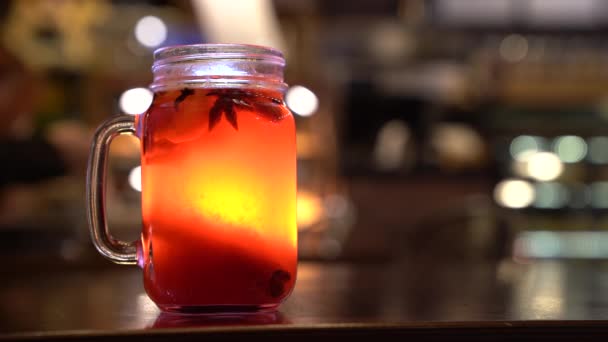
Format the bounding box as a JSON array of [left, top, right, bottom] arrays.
[[2, 258, 608, 335]]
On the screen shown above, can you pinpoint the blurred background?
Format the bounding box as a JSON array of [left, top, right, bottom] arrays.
[[4, 0, 608, 315]]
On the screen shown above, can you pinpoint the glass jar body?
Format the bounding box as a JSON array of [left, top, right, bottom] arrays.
[[86, 44, 296, 313], [139, 85, 297, 312]]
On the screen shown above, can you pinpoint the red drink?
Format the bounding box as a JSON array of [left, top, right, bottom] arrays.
[[139, 88, 297, 312], [86, 44, 295, 313]]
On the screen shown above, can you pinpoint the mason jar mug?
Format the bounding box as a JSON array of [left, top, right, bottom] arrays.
[[86, 44, 297, 313]]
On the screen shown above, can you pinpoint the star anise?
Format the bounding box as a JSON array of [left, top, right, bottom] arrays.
[[152, 91, 166, 103], [173, 88, 194, 110], [208, 92, 239, 130], [172, 88, 285, 131], [206, 89, 285, 131]]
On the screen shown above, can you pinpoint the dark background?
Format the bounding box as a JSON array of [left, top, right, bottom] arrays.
[[2, 0, 608, 317]]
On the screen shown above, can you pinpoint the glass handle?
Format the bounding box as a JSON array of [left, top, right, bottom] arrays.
[[86, 115, 139, 265]]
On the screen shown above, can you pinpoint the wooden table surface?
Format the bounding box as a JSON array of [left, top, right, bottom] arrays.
[[3, 259, 608, 340]]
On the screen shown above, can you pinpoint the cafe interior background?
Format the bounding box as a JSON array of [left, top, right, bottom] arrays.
[[4, 0, 608, 323]]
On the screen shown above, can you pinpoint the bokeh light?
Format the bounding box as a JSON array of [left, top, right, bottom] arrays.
[[285, 85, 319, 117], [128, 166, 142, 192], [553, 135, 587, 163], [526, 152, 564, 181], [374, 120, 410, 170], [494, 179, 535, 209], [119, 88, 153, 115], [588, 136, 608, 164], [510, 135, 543, 160], [591, 182, 608, 209], [134, 16, 168, 48], [500, 34, 528, 62], [297, 190, 323, 229], [533, 182, 569, 209], [568, 183, 590, 209]]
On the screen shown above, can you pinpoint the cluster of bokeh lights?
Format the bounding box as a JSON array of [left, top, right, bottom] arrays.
[[495, 135, 608, 209]]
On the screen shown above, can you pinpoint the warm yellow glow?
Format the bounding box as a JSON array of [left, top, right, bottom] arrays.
[[194, 180, 263, 228], [182, 161, 297, 248], [297, 190, 323, 230]]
